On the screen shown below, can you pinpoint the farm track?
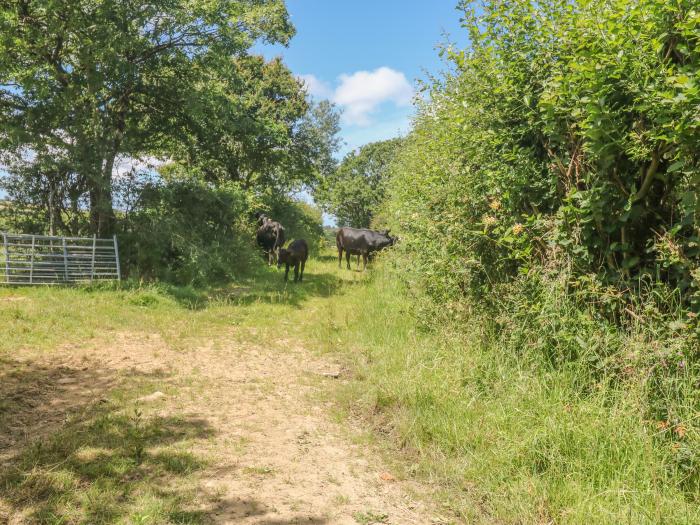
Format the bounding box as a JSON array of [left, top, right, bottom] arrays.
[[0, 265, 446, 524]]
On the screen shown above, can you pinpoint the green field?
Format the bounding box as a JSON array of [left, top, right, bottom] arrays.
[[2, 253, 697, 524]]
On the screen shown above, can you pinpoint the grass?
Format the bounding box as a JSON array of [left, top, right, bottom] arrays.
[[303, 260, 700, 524], [2, 251, 698, 523], [0, 253, 362, 523]]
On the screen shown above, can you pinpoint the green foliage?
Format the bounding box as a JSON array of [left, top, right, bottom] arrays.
[[0, 0, 337, 284], [257, 192, 325, 255], [119, 179, 255, 285], [378, 0, 700, 520], [0, 0, 300, 234], [116, 173, 324, 285], [316, 138, 402, 228], [167, 61, 341, 192], [387, 0, 699, 306]]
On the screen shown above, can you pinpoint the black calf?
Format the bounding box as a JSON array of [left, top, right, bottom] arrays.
[[277, 239, 309, 282]]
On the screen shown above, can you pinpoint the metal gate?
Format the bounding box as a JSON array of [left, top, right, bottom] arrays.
[[1, 232, 121, 285]]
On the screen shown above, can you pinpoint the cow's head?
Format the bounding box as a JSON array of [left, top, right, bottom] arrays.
[[375, 230, 395, 250], [255, 212, 269, 226]]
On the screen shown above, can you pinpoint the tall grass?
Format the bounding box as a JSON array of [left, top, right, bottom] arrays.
[[308, 259, 700, 524]]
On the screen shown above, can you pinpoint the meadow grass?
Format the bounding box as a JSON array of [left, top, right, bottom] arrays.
[[2, 253, 698, 523], [302, 260, 700, 524]]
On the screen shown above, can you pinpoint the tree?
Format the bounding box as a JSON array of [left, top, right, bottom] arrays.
[[289, 99, 343, 190], [0, 0, 294, 234], [166, 69, 342, 192], [315, 138, 402, 228]]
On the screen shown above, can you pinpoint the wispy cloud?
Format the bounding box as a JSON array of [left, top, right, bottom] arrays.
[[299, 67, 414, 126], [298, 73, 333, 99]]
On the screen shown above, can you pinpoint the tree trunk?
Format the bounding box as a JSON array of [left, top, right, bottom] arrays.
[[89, 153, 116, 236], [88, 117, 124, 236]]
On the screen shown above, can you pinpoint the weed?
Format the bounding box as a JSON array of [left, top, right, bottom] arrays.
[[353, 510, 389, 524]]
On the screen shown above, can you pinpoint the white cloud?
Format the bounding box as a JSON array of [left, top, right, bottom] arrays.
[[299, 67, 414, 127], [333, 67, 413, 126], [298, 74, 333, 99]]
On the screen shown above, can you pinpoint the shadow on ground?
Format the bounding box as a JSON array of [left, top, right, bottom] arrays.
[[0, 356, 328, 524], [0, 356, 213, 523], [160, 269, 349, 311], [192, 496, 328, 524]]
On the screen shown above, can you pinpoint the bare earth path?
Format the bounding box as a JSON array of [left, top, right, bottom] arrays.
[[1, 325, 442, 524], [155, 332, 435, 524]]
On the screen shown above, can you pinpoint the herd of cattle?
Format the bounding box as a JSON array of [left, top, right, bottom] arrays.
[[255, 213, 395, 282]]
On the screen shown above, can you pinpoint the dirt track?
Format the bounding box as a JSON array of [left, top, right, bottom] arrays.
[[1, 328, 443, 524]]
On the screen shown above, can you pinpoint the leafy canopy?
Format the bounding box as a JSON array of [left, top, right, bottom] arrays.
[[315, 138, 402, 228], [0, 0, 299, 233]]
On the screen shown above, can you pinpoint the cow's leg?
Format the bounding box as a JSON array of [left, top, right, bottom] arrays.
[[345, 250, 351, 270], [293, 262, 300, 282], [299, 259, 306, 282], [356, 254, 361, 269], [338, 247, 343, 268], [284, 263, 290, 281], [362, 252, 368, 271]]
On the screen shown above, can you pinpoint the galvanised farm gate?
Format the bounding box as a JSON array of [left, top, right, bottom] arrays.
[[1, 232, 120, 285]]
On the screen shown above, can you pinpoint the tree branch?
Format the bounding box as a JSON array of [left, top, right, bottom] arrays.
[[632, 149, 661, 203]]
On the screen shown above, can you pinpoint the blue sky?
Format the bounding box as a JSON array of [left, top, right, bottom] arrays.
[[259, 1, 468, 156]]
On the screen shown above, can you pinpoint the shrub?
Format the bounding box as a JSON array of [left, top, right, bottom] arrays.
[[119, 180, 256, 285], [386, 0, 700, 308], [256, 192, 325, 255]]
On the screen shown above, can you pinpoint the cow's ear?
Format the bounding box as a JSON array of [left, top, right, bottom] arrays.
[[385, 229, 391, 235]]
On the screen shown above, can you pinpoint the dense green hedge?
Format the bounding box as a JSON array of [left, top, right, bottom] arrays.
[[118, 180, 253, 284], [117, 179, 323, 285], [387, 0, 699, 317], [381, 0, 700, 514]]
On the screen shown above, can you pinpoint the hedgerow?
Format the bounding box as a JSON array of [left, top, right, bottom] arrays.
[[380, 0, 700, 518]]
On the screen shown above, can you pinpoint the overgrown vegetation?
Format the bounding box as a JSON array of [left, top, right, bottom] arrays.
[[355, 0, 700, 521], [312, 264, 700, 523], [314, 138, 402, 228]]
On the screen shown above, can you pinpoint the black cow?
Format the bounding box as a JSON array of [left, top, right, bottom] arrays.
[[277, 239, 308, 282], [336, 227, 394, 271], [256, 214, 286, 265]]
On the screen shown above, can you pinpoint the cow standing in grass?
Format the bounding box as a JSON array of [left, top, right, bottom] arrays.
[[277, 239, 308, 282], [336, 227, 394, 271], [256, 214, 286, 265]]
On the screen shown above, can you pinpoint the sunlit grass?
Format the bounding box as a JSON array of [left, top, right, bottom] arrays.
[[3, 252, 696, 523], [303, 259, 700, 525]]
